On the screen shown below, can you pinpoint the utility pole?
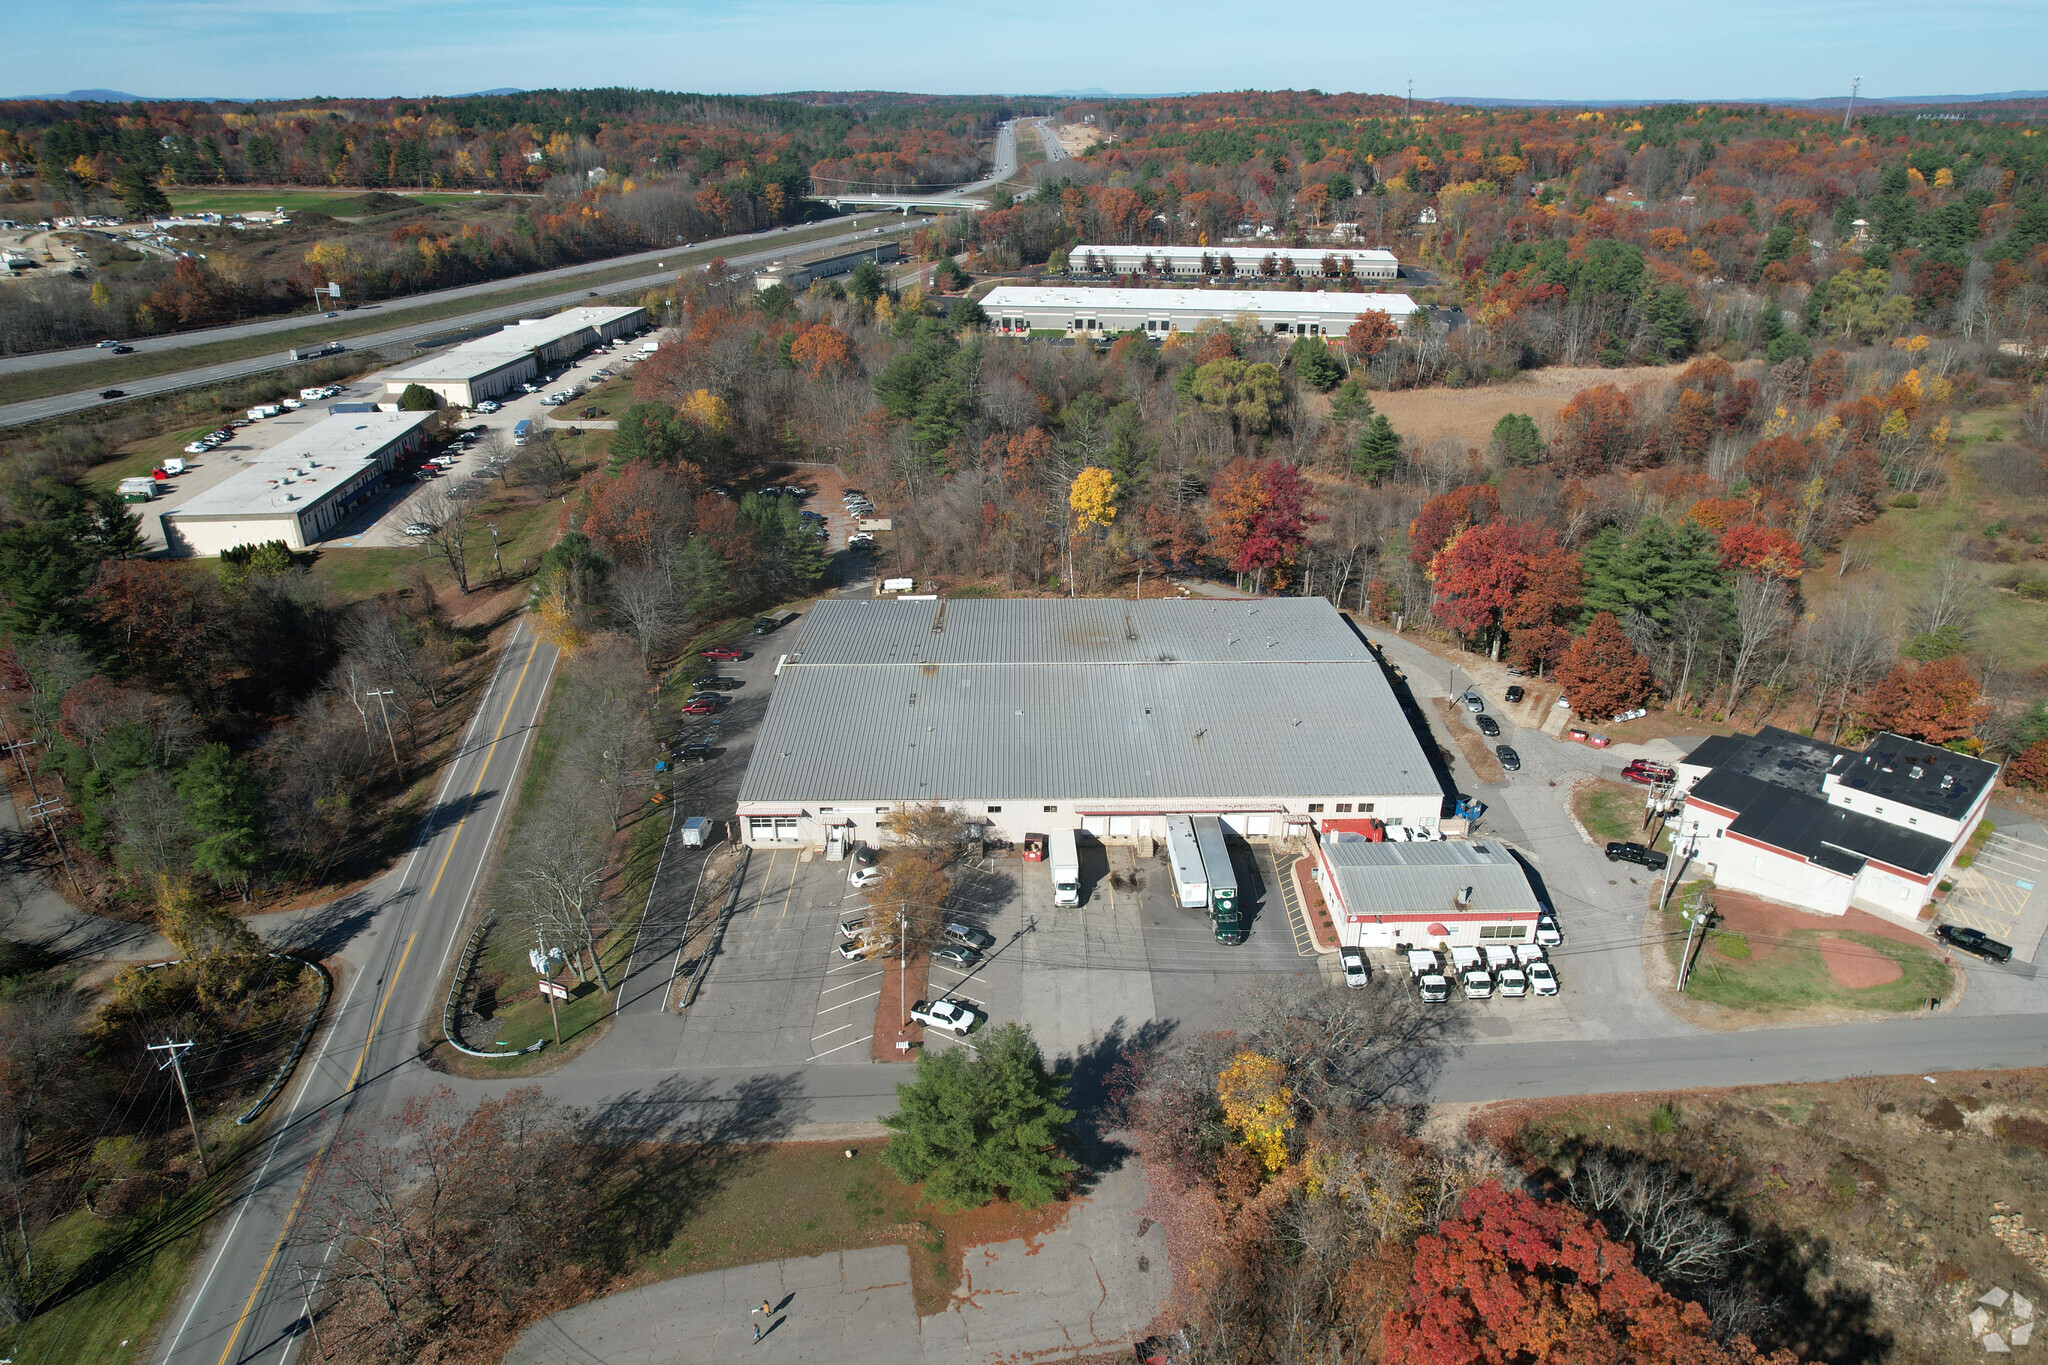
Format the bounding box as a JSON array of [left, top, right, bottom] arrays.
[[1657, 819, 1696, 912], [487, 523, 502, 581], [365, 689, 401, 768], [899, 904, 908, 1025], [148, 1040, 209, 1176], [1841, 77, 1862, 134], [295, 1262, 326, 1360]]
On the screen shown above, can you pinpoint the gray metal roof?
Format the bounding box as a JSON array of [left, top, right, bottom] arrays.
[[740, 598, 1437, 805], [1321, 841, 1540, 918]]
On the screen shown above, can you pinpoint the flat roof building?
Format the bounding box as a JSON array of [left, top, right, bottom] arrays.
[[160, 411, 433, 557], [979, 285, 1419, 339], [1312, 839, 1543, 950], [754, 241, 903, 292], [380, 305, 646, 408], [1068, 243, 1398, 282], [735, 596, 1443, 851]]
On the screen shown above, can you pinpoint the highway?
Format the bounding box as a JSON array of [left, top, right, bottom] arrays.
[[815, 117, 1022, 211], [0, 220, 903, 428], [153, 623, 559, 1365]]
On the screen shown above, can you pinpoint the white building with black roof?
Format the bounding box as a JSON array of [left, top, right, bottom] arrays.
[[1674, 727, 2000, 919]]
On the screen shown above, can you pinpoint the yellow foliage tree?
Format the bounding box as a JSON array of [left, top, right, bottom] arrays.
[[1216, 1050, 1294, 1172], [1070, 467, 1118, 530], [678, 389, 732, 437], [531, 573, 585, 653]]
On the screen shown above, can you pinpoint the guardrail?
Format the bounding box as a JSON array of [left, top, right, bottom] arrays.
[[442, 909, 544, 1059], [237, 953, 332, 1125]]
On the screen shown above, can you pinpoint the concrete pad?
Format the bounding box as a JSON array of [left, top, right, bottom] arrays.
[[2015, 1292, 2034, 1320], [1984, 1332, 2010, 1353], [1983, 1287, 2012, 1309], [2011, 1323, 2031, 1346], [1972, 1306, 1992, 1335]]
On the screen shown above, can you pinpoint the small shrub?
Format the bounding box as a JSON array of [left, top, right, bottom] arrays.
[[1649, 1103, 1678, 1136], [1993, 1115, 2048, 1152], [1711, 931, 1752, 960], [1890, 492, 1920, 508], [1922, 1096, 1966, 1132]]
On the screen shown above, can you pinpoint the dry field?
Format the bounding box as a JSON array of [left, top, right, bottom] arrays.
[[1366, 363, 1707, 451]]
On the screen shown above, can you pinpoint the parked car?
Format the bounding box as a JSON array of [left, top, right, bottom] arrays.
[[838, 915, 870, 939], [1417, 974, 1451, 1004], [910, 998, 981, 1034], [476, 400, 500, 413], [701, 645, 745, 660], [1339, 946, 1370, 988], [694, 676, 741, 691], [836, 937, 889, 960], [1936, 924, 2013, 963], [853, 845, 878, 869], [1496, 966, 1530, 997], [1605, 841, 1668, 870], [1534, 914, 1563, 947], [403, 523, 435, 537], [1461, 690, 1485, 712], [1496, 745, 1521, 772], [1476, 714, 1500, 737], [1526, 960, 1559, 995], [848, 864, 883, 888], [679, 741, 711, 763], [184, 442, 209, 455], [1460, 969, 1494, 1000], [679, 698, 718, 716], [930, 943, 980, 968], [943, 923, 995, 951]]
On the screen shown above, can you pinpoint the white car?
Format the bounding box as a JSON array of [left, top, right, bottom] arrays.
[[184, 442, 209, 455], [910, 998, 981, 1034], [475, 400, 500, 414], [1417, 973, 1451, 1004], [1339, 946, 1370, 988], [1526, 961, 1559, 996], [1534, 915, 1563, 947], [849, 864, 883, 888], [403, 523, 436, 537]]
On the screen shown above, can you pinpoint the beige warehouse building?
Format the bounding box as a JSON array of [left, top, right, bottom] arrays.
[[380, 305, 647, 408]]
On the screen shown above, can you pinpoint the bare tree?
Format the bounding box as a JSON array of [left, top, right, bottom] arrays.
[[1907, 554, 1990, 645], [1799, 586, 1896, 741], [1725, 574, 1790, 716], [1666, 596, 1720, 714], [409, 487, 473, 595], [1568, 1148, 1756, 1294], [520, 431, 577, 498], [505, 779, 613, 989], [475, 428, 514, 485], [608, 564, 687, 670]]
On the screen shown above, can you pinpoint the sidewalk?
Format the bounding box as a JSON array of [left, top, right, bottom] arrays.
[[504, 1161, 1165, 1365]]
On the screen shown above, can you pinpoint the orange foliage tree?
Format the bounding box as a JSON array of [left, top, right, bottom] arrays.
[[1383, 1182, 1801, 1365], [1857, 657, 1988, 745], [1717, 523, 1804, 579], [1345, 312, 1399, 361], [789, 322, 854, 379], [2007, 739, 2048, 791], [1553, 384, 1637, 477], [1553, 611, 1657, 718], [1408, 485, 1500, 568]]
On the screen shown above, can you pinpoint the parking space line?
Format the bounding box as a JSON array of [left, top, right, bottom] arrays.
[[809, 1032, 873, 1060], [810, 1022, 856, 1041], [816, 989, 880, 1015], [819, 971, 882, 995], [779, 857, 802, 917]]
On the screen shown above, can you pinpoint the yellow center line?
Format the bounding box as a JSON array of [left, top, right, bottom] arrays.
[[779, 855, 801, 918], [426, 634, 539, 901], [213, 931, 416, 1365]]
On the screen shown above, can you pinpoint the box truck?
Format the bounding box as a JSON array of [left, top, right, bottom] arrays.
[[1191, 816, 1244, 944], [1163, 816, 1208, 910], [1049, 828, 1080, 907], [513, 419, 533, 446], [116, 477, 157, 503]]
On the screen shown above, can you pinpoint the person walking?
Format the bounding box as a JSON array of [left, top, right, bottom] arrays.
[[755, 1299, 771, 1316], [753, 1322, 763, 1344]]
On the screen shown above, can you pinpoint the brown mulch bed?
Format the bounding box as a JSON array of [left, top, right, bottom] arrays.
[[1291, 856, 1340, 951], [1430, 695, 1506, 783], [871, 950, 927, 1061]]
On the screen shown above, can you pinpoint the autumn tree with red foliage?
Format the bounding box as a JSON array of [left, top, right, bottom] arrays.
[[1345, 311, 1399, 361], [1428, 520, 1579, 655], [1717, 523, 1804, 579], [1206, 458, 1321, 592], [1857, 657, 1989, 745], [1383, 1182, 1801, 1365], [1408, 484, 1500, 568], [1553, 384, 1638, 477], [1554, 611, 1658, 718], [2008, 739, 2048, 791], [1501, 538, 1584, 672]]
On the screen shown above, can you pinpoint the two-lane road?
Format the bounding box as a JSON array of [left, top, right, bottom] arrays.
[[154, 623, 558, 1365]]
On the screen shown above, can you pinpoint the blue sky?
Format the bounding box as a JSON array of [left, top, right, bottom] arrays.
[[13, 0, 2046, 102]]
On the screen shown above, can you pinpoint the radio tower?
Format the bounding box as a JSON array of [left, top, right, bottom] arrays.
[[1841, 76, 1862, 134], [1405, 79, 1413, 122]]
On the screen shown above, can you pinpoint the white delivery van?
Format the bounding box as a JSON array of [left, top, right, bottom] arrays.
[[1049, 827, 1080, 907]]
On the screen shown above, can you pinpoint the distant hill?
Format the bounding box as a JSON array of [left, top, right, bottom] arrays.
[[1435, 90, 2048, 109], [18, 89, 249, 102]]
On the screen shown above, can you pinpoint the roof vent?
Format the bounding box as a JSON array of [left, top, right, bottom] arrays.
[[1940, 774, 1956, 792], [1910, 765, 1924, 780], [1453, 886, 1474, 909]]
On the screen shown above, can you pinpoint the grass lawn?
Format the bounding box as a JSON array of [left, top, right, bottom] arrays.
[[1806, 402, 2048, 672], [165, 188, 491, 215], [1663, 909, 1952, 1013], [1574, 779, 1647, 844], [2, 216, 894, 409], [619, 1141, 1062, 1316]]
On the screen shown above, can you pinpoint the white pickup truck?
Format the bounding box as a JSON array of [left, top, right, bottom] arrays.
[[910, 999, 981, 1035]]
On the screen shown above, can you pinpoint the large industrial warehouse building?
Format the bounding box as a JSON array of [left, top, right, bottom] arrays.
[[1068, 243, 1399, 281], [379, 305, 646, 407], [735, 597, 1445, 851], [160, 410, 433, 556], [979, 285, 1419, 338]]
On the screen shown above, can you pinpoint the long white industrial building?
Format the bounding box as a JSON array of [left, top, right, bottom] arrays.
[[981, 285, 1420, 338], [1069, 243, 1398, 281], [160, 411, 434, 556], [379, 305, 647, 408]]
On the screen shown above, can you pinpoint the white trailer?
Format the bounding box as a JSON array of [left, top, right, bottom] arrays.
[[1163, 816, 1208, 909], [1049, 827, 1080, 907]]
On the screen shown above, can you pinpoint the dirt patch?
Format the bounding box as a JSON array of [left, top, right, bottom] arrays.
[[1819, 934, 1907, 988], [1367, 363, 1738, 451], [1712, 890, 1935, 956], [1053, 123, 1109, 156], [1430, 695, 1505, 783]]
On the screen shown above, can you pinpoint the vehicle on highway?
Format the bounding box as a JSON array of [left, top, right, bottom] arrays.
[[910, 998, 981, 1034], [701, 645, 745, 660], [1605, 841, 1668, 870], [111, 344, 134, 354], [325, 311, 338, 317], [1526, 960, 1559, 995], [679, 698, 718, 716], [100, 389, 124, 398], [943, 923, 995, 951], [1476, 714, 1500, 737], [1504, 685, 1526, 704], [1461, 691, 1485, 712], [1340, 946, 1370, 988], [1496, 745, 1521, 772], [1936, 924, 2013, 963], [96, 338, 118, 348], [930, 943, 980, 968]]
